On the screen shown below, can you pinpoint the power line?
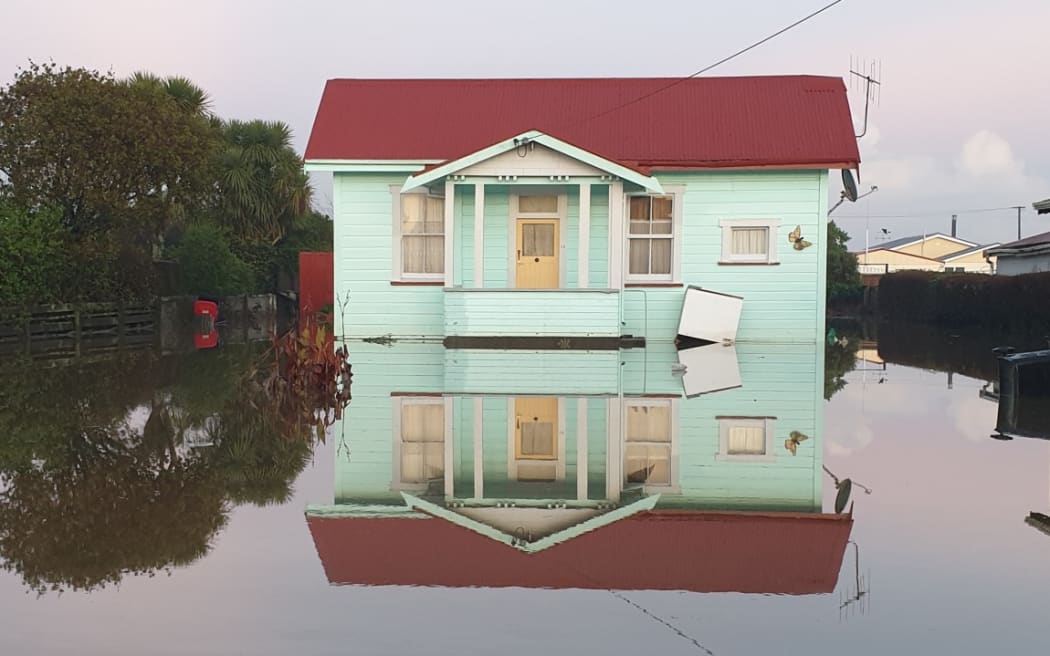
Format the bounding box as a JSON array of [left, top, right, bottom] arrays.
[[574, 0, 848, 125], [835, 205, 1030, 219]]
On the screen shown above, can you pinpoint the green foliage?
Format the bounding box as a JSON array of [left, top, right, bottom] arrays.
[[879, 270, 1050, 329], [0, 341, 325, 593], [216, 119, 312, 244], [0, 203, 66, 306], [0, 62, 220, 238], [171, 224, 255, 295], [827, 220, 862, 304]]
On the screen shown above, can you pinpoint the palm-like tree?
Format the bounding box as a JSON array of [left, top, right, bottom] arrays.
[[217, 119, 312, 243]]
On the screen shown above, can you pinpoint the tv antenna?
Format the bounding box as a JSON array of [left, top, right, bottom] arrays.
[[850, 56, 882, 138]]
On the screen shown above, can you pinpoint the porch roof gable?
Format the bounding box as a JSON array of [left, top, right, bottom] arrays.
[[401, 130, 664, 193]]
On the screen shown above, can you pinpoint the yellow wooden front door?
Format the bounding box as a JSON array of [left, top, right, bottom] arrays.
[[515, 219, 559, 288], [514, 397, 558, 460]]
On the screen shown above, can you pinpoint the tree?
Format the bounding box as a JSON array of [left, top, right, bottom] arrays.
[[827, 220, 861, 303], [0, 62, 220, 240], [216, 119, 312, 244], [171, 223, 255, 295]]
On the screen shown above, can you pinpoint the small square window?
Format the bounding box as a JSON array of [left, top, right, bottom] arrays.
[[719, 219, 780, 264], [717, 417, 775, 461]]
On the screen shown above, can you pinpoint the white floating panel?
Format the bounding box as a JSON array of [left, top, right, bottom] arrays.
[[677, 285, 743, 344], [677, 343, 742, 398]]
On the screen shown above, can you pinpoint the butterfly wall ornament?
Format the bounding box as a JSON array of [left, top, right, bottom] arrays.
[[785, 430, 809, 455], [788, 226, 812, 251]]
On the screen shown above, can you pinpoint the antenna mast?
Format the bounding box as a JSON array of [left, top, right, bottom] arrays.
[[850, 56, 882, 138]]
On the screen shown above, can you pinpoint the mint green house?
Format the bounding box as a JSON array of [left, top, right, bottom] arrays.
[[302, 76, 858, 592], [304, 76, 860, 346], [306, 342, 853, 592]]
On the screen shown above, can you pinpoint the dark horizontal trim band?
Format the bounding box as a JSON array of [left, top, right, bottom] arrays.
[[391, 280, 444, 286], [717, 261, 780, 266], [444, 335, 645, 350]]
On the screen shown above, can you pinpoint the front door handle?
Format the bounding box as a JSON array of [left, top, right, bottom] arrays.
[[534, 257, 540, 262]]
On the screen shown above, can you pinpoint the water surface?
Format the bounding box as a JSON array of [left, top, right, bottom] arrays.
[[1, 325, 1048, 655]]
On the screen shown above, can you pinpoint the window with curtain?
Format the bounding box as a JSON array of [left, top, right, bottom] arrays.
[[399, 400, 445, 484], [627, 195, 674, 278], [717, 417, 775, 460], [719, 219, 780, 264], [624, 401, 673, 485], [400, 193, 444, 276]]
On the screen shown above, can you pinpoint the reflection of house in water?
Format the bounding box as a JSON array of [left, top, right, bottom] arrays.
[[307, 342, 853, 593]]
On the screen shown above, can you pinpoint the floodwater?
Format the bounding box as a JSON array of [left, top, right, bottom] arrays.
[[1, 323, 1049, 655]]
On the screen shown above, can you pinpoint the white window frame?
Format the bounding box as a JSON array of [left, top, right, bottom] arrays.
[[716, 416, 776, 462], [622, 398, 679, 492], [719, 218, 781, 265], [624, 186, 683, 283], [391, 396, 452, 491], [391, 184, 446, 282]]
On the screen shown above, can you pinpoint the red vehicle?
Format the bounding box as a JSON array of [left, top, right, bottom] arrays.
[[192, 298, 219, 349]]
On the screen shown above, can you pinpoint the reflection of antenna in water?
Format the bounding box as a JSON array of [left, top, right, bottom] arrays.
[[839, 541, 870, 621], [849, 55, 882, 138]]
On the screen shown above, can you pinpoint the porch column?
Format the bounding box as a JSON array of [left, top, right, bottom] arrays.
[[608, 181, 624, 287], [577, 398, 588, 500], [444, 397, 454, 499], [605, 398, 623, 501], [473, 398, 484, 499], [473, 182, 485, 288], [444, 180, 455, 287], [578, 182, 591, 288]]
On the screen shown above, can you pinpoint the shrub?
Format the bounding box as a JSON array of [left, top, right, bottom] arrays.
[[879, 270, 1050, 329], [172, 224, 254, 295], [0, 204, 67, 307]]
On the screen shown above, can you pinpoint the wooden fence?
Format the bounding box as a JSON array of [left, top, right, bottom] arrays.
[[0, 303, 157, 359]]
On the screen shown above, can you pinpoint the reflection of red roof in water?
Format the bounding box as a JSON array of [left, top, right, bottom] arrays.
[[307, 510, 853, 594]]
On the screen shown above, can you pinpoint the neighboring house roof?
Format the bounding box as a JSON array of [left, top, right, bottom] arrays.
[[305, 76, 860, 170], [940, 243, 999, 261], [849, 247, 944, 263], [1033, 198, 1050, 215], [986, 230, 1050, 256], [872, 233, 977, 252], [307, 509, 853, 594]]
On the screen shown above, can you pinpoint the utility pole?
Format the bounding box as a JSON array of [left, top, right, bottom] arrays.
[[1013, 206, 1024, 240]]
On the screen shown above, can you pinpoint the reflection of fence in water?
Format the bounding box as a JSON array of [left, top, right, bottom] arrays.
[[0, 303, 157, 359]]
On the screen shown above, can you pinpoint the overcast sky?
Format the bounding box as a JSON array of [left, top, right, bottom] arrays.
[[3, 0, 1048, 247]]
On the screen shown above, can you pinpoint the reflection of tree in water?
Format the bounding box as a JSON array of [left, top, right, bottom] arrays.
[[0, 344, 324, 594], [825, 332, 860, 400]]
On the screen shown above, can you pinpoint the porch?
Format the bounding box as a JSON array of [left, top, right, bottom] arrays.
[[397, 131, 668, 345]]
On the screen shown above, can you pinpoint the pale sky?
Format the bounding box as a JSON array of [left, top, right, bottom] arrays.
[[3, 0, 1048, 247]]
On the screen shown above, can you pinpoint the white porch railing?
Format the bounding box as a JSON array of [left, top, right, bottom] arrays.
[[443, 288, 621, 337]]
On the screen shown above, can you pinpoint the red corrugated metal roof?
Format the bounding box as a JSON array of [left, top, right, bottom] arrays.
[[305, 77, 860, 170], [306, 509, 853, 594]]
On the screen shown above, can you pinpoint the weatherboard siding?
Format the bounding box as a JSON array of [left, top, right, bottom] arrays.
[[331, 341, 822, 512], [334, 170, 827, 342], [621, 170, 828, 344]]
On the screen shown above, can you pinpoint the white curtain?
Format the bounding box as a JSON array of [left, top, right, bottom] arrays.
[[400, 403, 444, 483], [728, 425, 766, 455], [626, 405, 671, 442], [731, 227, 768, 256], [401, 194, 444, 274]]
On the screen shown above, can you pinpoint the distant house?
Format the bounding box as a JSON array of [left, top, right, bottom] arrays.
[[854, 233, 998, 275], [986, 231, 1050, 275], [1033, 198, 1050, 215]]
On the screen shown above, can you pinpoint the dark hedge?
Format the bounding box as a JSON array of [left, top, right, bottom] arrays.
[[878, 270, 1050, 329]]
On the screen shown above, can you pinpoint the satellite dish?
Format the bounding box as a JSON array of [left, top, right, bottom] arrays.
[[842, 169, 859, 202], [834, 479, 853, 513]]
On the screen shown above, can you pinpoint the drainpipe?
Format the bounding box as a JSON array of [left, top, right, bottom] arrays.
[[951, 214, 957, 238]]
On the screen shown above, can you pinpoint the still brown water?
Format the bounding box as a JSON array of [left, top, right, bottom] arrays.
[[1, 323, 1048, 655]]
